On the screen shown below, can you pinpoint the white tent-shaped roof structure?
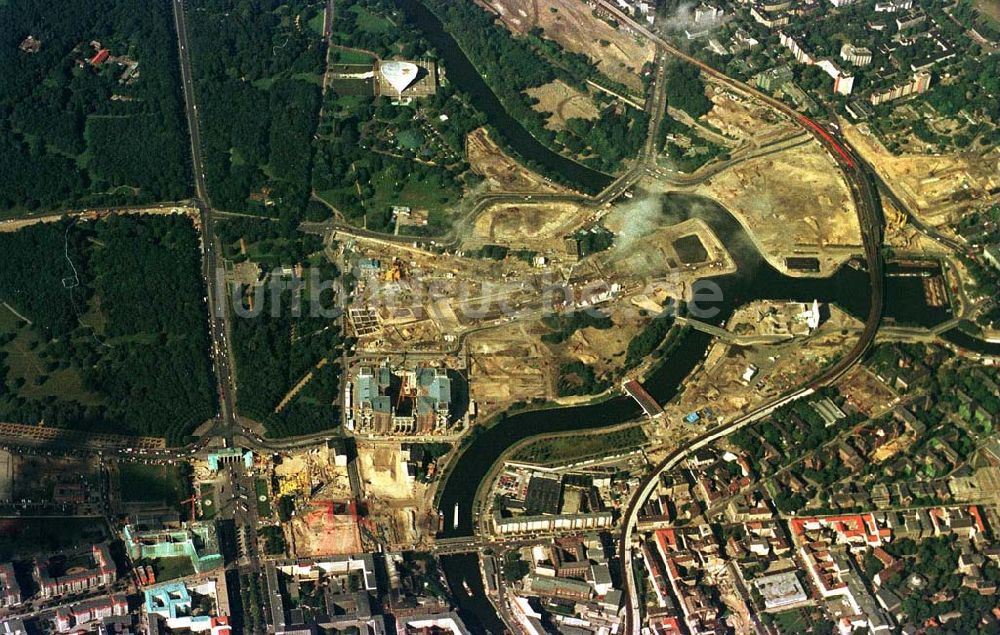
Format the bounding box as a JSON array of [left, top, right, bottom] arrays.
[[380, 60, 419, 95]]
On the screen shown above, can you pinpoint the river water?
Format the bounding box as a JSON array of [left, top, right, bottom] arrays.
[[942, 328, 1000, 355], [392, 0, 950, 628], [437, 193, 946, 631], [436, 193, 882, 538], [394, 0, 615, 194]]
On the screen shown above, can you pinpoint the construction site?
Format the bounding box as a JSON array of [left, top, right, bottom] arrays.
[[836, 364, 900, 419], [5, 452, 102, 508], [341, 192, 747, 418], [655, 302, 862, 438], [289, 500, 363, 558], [685, 140, 863, 277], [337, 111, 876, 419], [844, 122, 1000, 227], [229, 439, 446, 555], [702, 86, 793, 143], [353, 441, 441, 549], [264, 445, 361, 558], [466, 127, 570, 194], [466, 199, 591, 253]]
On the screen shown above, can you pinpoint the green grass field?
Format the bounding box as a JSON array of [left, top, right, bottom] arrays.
[[350, 5, 393, 33], [330, 49, 375, 65], [0, 306, 101, 406], [119, 462, 186, 504], [975, 0, 1000, 24], [512, 424, 648, 465], [255, 478, 272, 518], [307, 8, 326, 34], [365, 170, 460, 212], [145, 555, 194, 582], [199, 483, 217, 520], [771, 608, 812, 634]]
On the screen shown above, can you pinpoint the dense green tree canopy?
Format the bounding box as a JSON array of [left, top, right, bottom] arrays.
[[0, 0, 191, 211]]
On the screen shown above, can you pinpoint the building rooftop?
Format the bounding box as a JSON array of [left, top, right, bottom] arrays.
[[524, 475, 563, 516], [145, 583, 192, 620]]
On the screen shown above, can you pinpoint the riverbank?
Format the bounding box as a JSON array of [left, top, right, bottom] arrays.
[[435, 191, 954, 539], [394, 0, 614, 194]]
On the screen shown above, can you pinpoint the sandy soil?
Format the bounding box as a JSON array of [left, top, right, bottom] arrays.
[[482, 0, 654, 91], [290, 503, 362, 557], [843, 122, 1000, 227], [657, 306, 862, 434], [558, 302, 643, 380], [357, 446, 420, 501], [692, 141, 862, 276], [703, 86, 796, 145], [351, 442, 433, 548], [469, 200, 588, 251], [466, 127, 568, 194], [526, 80, 600, 130], [466, 322, 552, 415], [0, 207, 195, 233]]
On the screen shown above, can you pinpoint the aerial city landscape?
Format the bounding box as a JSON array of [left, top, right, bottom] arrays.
[[0, 0, 999, 633]]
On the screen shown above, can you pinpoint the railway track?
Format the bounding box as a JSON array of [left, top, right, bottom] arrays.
[[594, 4, 887, 632]]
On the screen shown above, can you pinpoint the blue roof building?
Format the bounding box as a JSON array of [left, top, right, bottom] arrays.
[[145, 583, 191, 621]]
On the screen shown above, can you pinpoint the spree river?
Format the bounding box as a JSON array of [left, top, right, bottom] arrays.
[[394, 0, 614, 194], [392, 0, 950, 628], [437, 194, 951, 537], [436, 192, 950, 631], [438, 193, 881, 538]]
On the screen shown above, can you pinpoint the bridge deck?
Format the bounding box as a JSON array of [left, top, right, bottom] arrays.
[[623, 380, 664, 418]]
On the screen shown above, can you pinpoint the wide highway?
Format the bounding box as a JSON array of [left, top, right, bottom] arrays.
[[171, 0, 240, 445]]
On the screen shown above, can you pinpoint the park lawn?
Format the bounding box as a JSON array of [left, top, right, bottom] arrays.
[[772, 608, 812, 634], [330, 48, 375, 65], [199, 483, 216, 520], [292, 71, 325, 86], [513, 425, 648, 465], [0, 321, 101, 406], [78, 295, 109, 334], [0, 305, 21, 331], [244, 237, 304, 262], [763, 480, 780, 499], [350, 5, 393, 33], [366, 170, 461, 212], [307, 8, 326, 34], [147, 556, 194, 582], [324, 93, 373, 122], [975, 0, 1000, 25], [119, 462, 186, 504], [314, 187, 357, 217], [397, 128, 425, 150], [251, 77, 276, 91], [255, 478, 272, 518]]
